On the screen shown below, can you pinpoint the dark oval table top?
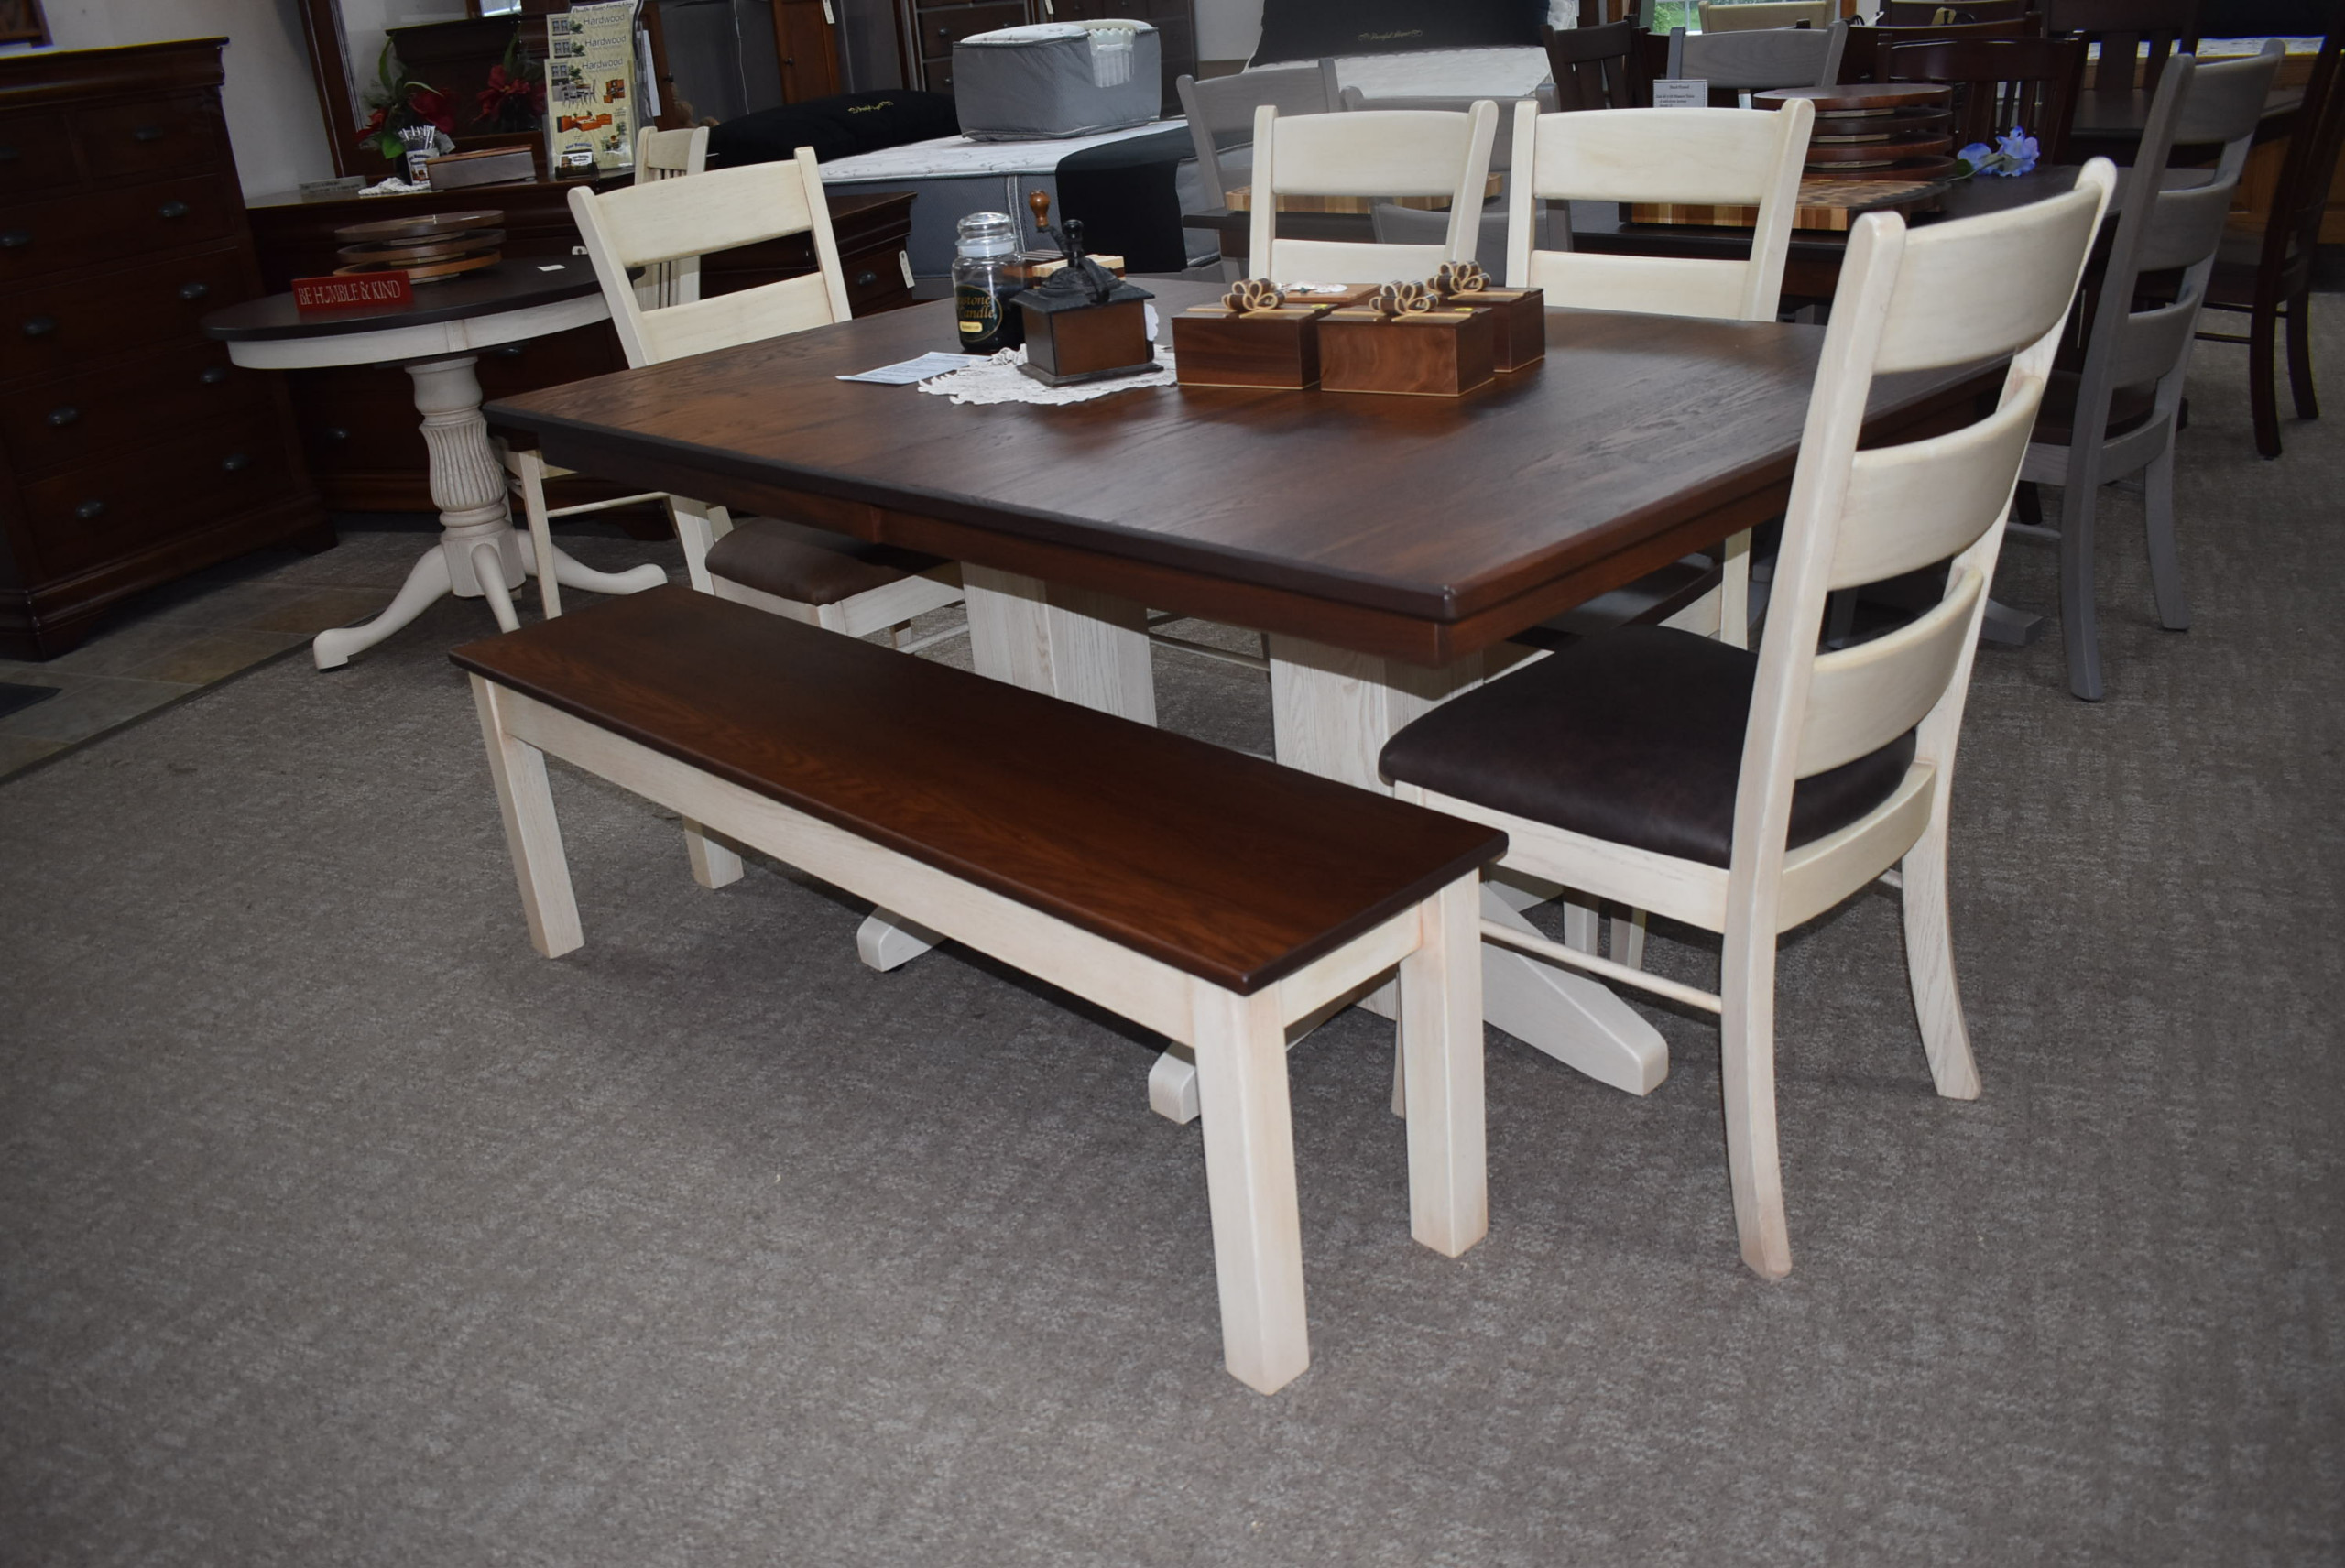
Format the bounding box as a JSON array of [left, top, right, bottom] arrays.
[[200, 256, 605, 343]]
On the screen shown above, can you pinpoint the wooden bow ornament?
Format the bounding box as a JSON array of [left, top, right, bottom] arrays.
[[1222, 278, 1286, 312], [1371, 280, 1435, 318], [1434, 261, 1489, 296]]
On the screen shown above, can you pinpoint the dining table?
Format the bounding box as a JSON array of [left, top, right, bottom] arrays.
[[482, 278, 2000, 1111]]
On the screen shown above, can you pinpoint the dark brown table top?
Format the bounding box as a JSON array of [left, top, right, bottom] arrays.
[[200, 256, 605, 343], [484, 278, 1994, 665]]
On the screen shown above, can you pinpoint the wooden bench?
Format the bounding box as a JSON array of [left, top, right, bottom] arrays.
[[449, 586, 1506, 1394]]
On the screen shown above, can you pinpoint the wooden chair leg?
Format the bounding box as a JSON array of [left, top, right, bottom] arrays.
[[2285, 291, 2319, 421], [469, 677, 583, 959], [1190, 983, 1310, 1395], [2251, 302, 2284, 458], [683, 817, 745, 888], [1719, 923, 1791, 1279], [2056, 480, 2106, 702], [512, 447, 561, 618], [1899, 810, 1982, 1103], [1608, 906, 1647, 971], [669, 496, 720, 593], [1396, 876, 1488, 1259], [2143, 439, 2189, 632], [1719, 528, 1752, 648]]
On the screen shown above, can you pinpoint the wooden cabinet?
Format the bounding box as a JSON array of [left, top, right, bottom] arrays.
[[248, 180, 918, 512], [0, 38, 323, 661]]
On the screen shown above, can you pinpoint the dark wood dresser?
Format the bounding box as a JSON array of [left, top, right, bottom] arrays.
[[0, 38, 324, 660], [247, 181, 917, 513]]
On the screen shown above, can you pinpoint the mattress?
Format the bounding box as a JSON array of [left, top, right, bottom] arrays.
[[954, 21, 1163, 140]]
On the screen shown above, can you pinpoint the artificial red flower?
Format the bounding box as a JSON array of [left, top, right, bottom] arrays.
[[407, 86, 456, 136]]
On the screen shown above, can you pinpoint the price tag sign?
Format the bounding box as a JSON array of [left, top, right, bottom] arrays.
[[1652, 79, 1709, 108], [291, 272, 414, 312]]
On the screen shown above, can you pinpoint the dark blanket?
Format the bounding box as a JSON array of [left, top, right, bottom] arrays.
[[1053, 128, 1196, 275], [1249, 0, 1547, 65], [708, 90, 961, 168]]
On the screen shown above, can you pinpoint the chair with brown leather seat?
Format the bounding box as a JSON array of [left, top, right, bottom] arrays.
[[2015, 46, 2281, 700], [1884, 35, 2088, 157], [1384, 164, 2116, 1278], [1543, 19, 1646, 112], [2195, 26, 2345, 459], [547, 148, 965, 645]]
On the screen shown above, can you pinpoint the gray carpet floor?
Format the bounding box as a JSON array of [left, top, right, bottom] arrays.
[[3, 303, 2340, 1567]]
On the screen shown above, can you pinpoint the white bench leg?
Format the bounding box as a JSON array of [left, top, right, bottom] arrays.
[[683, 819, 745, 888], [470, 678, 583, 959], [1397, 876, 1488, 1258], [1190, 984, 1309, 1395]]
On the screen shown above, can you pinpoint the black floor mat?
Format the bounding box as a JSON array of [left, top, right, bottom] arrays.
[[0, 681, 60, 720]]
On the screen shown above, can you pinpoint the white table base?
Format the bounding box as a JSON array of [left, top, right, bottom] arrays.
[[311, 354, 666, 670]]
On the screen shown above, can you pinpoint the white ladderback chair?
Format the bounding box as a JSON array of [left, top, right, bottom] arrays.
[[632, 124, 710, 310], [1506, 100, 1815, 321], [1246, 102, 1500, 285], [1698, 0, 1837, 30], [1384, 163, 2116, 1279], [510, 147, 964, 644]]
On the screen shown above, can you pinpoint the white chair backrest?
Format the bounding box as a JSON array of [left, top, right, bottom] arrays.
[[1735, 164, 2116, 896], [1505, 101, 1815, 321], [1336, 85, 1560, 170], [1176, 61, 1342, 209], [1247, 102, 1500, 285], [631, 125, 711, 309], [1699, 0, 1836, 29], [570, 145, 851, 370]]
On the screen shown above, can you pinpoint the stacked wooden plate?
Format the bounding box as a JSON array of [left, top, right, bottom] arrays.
[[1755, 84, 1959, 183], [333, 209, 507, 284]]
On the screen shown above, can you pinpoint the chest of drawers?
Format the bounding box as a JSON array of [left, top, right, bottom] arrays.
[[0, 39, 323, 660]]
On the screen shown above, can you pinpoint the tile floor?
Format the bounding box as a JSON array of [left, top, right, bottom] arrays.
[[0, 519, 515, 781]]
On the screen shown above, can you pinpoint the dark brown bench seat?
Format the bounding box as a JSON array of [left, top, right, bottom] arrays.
[[450, 585, 1503, 1394]]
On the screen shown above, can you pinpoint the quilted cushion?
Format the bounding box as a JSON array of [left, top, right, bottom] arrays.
[[1380, 625, 1915, 869], [704, 519, 946, 608]]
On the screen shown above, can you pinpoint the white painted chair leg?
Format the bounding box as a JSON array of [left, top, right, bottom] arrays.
[[1396, 876, 1488, 1258], [1719, 923, 1791, 1279], [1899, 813, 1982, 1101], [683, 818, 745, 888], [1561, 897, 1599, 953], [473, 541, 521, 633], [1190, 983, 1310, 1395], [1149, 1041, 1202, 1124], [857, 908, 942, 971], [1609, 907, 1647, 971], [1719, 527, 1752, 648], [671, 496, 721, 593], [469, 677, 583, 958], [512, 447, 562, 618]]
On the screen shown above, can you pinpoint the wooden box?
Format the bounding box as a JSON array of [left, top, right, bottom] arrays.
[[1172, 304, 1326, 388], [1018, 293, 1156, 387], [1440, 287, 1544, 372], [1317, 309, 1496, 397]]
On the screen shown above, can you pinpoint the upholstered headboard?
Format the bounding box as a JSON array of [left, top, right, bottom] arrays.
[[1248, 0, 1550, 66]]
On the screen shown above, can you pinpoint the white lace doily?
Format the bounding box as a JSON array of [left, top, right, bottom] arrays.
[[918, 346, 1176, 406]]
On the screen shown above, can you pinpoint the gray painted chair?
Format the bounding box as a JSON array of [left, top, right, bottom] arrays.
[[1348, 85, 1560, 266], [1667, 19, 1849, 100], [1176, 62, 1343, 278], [2015, 45, 2284, 702]]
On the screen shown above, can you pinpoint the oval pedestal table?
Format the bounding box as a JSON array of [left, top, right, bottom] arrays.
[[202, 258, 667, 669]]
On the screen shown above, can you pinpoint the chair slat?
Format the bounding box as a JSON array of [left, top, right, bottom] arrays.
[[637, 274, 838, 365], [1266, 109, 1491, 197], [1872, 180, 2103, 373], [1523, 106, 1805, 205], [2135, 178, 2235, 275], [2108, 296, 2198, 391], [1829, 386, 2036, 590], [592, 161, 818, 267], [1796, 565, 1986, 777], [1523, 252, 1751, 318]]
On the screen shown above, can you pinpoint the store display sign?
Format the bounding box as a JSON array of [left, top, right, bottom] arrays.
[[546, 0, 639, 175], [292, 272, 414, 312]]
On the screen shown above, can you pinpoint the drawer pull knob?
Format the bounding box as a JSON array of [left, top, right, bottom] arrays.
[[854, 269, 878, 288], [23, 315, 56, 337], [200, 365, 228, 386], [493, 344, 526, 357], [1, 230, 28, 248], [221, 452, 249, 474], [324, 426, 349, 442], [133, 125, 166, 143], [178, 280, 210, 300], [47, 405, 78, 427], [158, 200, 190, 220], [75, 499, 105, 520]]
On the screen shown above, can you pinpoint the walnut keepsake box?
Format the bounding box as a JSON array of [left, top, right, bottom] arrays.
[[1317, 285, 1496, 397], [1433, 263, 1544, 373], [1173, 305, 1329, 388]]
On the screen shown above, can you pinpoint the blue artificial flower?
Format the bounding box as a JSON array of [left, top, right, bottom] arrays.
[[1957, 140, 1992, 172], [1995, 126, 2040, 175]]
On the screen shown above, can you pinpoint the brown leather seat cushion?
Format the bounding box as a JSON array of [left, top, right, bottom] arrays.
[[704, 518, 947, 607], [2032, 369, 2160, 447], [1510, 557, 1723, 653], [1379, 625, 1915, 870]]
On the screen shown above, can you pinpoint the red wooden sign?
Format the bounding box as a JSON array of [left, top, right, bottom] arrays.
[[292, 272, 414, 312]]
